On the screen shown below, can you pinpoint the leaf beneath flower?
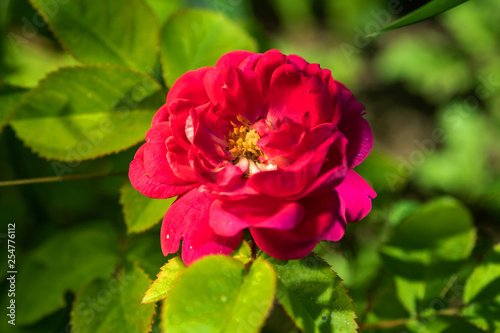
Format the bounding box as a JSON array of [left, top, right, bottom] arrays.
[[142, 256, 186, 304], [161, 256, 276, 333], [261, 253, 357, 333]]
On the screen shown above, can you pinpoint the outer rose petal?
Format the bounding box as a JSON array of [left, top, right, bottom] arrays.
[[129, 146, 197, 199], [165, 67, 210, 107], [161, 187, 243, 265], [336, 81, 373, 168], [143, 122, 191, 186], [250, 191, 344, 260], [215, 50, 256, 68], [209, 196, 304, 237], [335, 170, 376, 222]]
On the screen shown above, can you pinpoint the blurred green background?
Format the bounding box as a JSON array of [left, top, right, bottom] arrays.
[[1, 0, 499, 332]]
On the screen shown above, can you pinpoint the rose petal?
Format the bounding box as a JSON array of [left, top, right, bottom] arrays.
[[249, 127, 338, 197], [287, 53, 309, 70], [168, 99, 198, 151], [267, 64, 333, 127], [220, 66, 264, 122], [129, 146, 197, 199], [161, 188, 243, 265], [166, 137, 198, 182], [336, 81, 373, 168], [166, 67, 209, 106], [335, 170, 376, 222], [250, 191, 344, 260], [143, 122, 193, 186], [209, 196, 304, 237], [215, 50, 256, 68], [254, 49, 287, 93]]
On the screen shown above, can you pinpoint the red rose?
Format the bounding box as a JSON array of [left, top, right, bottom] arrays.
[[130, 49, 376, 265]]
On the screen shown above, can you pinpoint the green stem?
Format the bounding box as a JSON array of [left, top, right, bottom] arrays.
[[0, 171, 126, 187], [359, 307, 463, 330]]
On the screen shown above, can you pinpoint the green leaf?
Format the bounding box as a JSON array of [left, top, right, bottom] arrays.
[[0, 82, 28, 132], [263, 253, 357, 333], [125, 233, 170, 280], [464, 243, 500, 304], [120, 181, 174, 233], [30, 0, 159, 73], [407, 316, 486, 333], [462, 243, 500, 332], [145, 0, 183, 26], [161, 9, 258, 85], [161, 256, 277, 333], [380, 197, 476, 314], [71, 263, 156, 333], [142, 256, 186, 304], [372, 0, 470, 35], [16, 222, 120, 325], [10, 66, 163, 161], [231, 240, 253, 265]]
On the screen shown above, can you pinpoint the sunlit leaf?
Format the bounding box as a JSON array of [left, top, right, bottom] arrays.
[[161, 9, 258, 85], [161, 256, 276, 333], [30, 0, 159, 73], [231, 240, 253, 265], [142, 256, 186, 304], [10, 66, 163, 161]]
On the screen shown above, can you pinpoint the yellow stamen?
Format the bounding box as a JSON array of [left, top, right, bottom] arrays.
[[226, 115, 264, 162]]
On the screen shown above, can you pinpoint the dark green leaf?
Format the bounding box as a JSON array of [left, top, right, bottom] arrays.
[[407, 316, 486, 333], [71, 263, 156, 333], [372, 0, 469, 35], [464, 243, 500, 304], [0, 82, 28, 132], [10, 66, 163, 161], [161, 256, 277, 333], [462, 243, 500, 332], [381, 197, 476, 314], [263, 253, 357, 333], [16, 222, 120, 325], [125, 233, 170, 280], [120, 181, 174, 234], [30, 0, 159, 73], [161, 9, 258, 85]]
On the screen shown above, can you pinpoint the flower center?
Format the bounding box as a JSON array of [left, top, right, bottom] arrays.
[[226, 115, 276, 176], [227, 115, 265, 162]]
